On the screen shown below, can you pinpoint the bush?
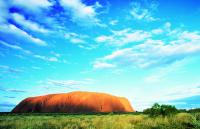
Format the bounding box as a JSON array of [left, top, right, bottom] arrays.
[[188, 108, 200, 113], [143, 103, 178, 117]]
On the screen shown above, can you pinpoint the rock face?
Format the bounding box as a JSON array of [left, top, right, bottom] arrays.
[[12, 91, 134, 113]]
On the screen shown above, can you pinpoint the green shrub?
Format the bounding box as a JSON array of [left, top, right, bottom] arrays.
[[188, 108, 200, 113], [143, 103, 178, 117]]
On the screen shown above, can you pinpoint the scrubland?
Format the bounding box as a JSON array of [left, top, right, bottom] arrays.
[[0, 112, 200, 129]]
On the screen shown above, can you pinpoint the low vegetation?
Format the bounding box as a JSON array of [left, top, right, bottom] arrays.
[[1, 104, 200, 129], [143, 103, 178, 116]]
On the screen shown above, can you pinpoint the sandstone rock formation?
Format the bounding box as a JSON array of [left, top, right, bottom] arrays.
[[12, 91, 134, 113]]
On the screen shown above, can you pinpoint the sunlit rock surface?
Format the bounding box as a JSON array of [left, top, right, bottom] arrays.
[[12, 91, 134, 113]]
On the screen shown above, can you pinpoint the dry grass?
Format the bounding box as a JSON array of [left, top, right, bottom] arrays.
[[0, 113, 200, 129]]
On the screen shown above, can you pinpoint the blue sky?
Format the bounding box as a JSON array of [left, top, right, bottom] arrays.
[[0, 0, 200, 112]]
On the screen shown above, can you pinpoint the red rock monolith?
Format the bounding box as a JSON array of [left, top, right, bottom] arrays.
[[12, 91, 134, 113]]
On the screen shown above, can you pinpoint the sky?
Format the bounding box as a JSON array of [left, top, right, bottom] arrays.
[[0, 0, 200, 112]]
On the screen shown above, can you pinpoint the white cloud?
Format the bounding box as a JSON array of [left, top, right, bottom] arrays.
[[0, 65, 23, 74], [0, 88, 27, 93], [46, 79, 95, 89], [9, 0, 57, 33], [36, 79, 95, 93], [60, 0, 101, 25], [180, 31, 200, 41], [0, 40, 58, 63], [144, 60, 186, 83], [123, 30, 150, 43], [95, 29, 151, 46], [0, 40, 32, 54], [152, 84, 200, 103], [64, 32, 96, 49], [94, 29, 200, 69], [11, 0, 52, 11], [144, 75, 161, 83], [34, 55, 58, 62], [165, 22, 171, 30], [93, 61, 116, 69], [132, 83, 200, 111], [151, 28, 163, 35], [0, 1, 9, 24], [51, 51, 61, 57], [12, 13, 49, 33], [48, 57, 58, 62], [95, 35, 112, 42], [65, 32, 87, 44], [48, 80, 82, 87], [0, 24, 47, 46], [70, 38, 86, 44], [130, 2, 157, 21], [104, 48, 133, 60], [109, 20, 118, 25]]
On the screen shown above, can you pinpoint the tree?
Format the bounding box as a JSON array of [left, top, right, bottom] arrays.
[[143, 103, 178, 116]]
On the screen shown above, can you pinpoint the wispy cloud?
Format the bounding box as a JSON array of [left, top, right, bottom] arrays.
[[95, 28, 151, 46], [36, 78, 96, 91], [0, 40, 32, 54], [0, 24, 47, 46], [0, 88, 28, 93], [94, 24, 200, 69], [60, 0, 102, 26], [0, 0, 48, 40], [0, 0, 49, 53], [65, 32, 87, 44], [4, 96, 16, 99], [144, 59, 187, 83], [130, 1, 158, 21], [133, 84, 200, 111], [47, 79, 95, 87], [93, 61, 116, 69], [34, 55, 58, 62], [0, 40, 59, 63], [160, 85, 200, 102], [65, 32, 97, 49], [12, 13, 49, 33], [11, 0, 52, 12], [0, 65, 23, 74], [0, 1, 9, 24], [109, 20, 118, 26]]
